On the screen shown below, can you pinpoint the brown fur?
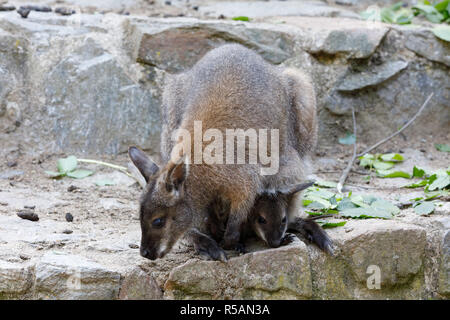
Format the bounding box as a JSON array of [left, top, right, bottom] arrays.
[[130, 44, 319, 260]]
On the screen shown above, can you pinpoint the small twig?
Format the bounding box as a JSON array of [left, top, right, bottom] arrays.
[[78, 158, 134, 179], [337, 106, 357, 194], [336, 93, 434, 193], [356, 93, 434, 157]]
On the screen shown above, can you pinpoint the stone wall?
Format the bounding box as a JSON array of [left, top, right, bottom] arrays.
[[0, 11, 448, 156]]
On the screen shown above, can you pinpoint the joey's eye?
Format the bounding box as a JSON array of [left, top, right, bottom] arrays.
[[152, 218, 165, 228], [282, 217, 287, 224], [258, 216, 267, 224]]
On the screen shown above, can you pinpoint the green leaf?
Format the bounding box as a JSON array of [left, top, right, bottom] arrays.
[[359, 154, 376, 168], [428, 174, 450, 190], [340, 207, 392, 219], [432, 25, 450, 42], [338, 133, 356, 145], [370, 199, 401, 215], [232, 16, 250, 22], [413, 4, 445, 22], [350, 195, 371, 208], [95, 179, 116, 186], [57, 156, 78, 173], [320, 221, 347, 229], [435, 143, 450, 152], [435, 0, 449, 13], [403, 179, 428, 188], [380, 153, 404, 162], [306, 201, 327, 210], [304, 195, 332, 208], [414, 202, 435, 215], [373, 160, 395, 170], [314, 180, 337, 188], [425, 189, 449, 200], [337, 197, 357, 211], [66, 169, 93, 179], [376, 169, 412, 179], [45, 170, 65, 178], [413, 166, 426, 178]]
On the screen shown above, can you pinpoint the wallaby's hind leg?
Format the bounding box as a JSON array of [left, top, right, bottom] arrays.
[[288, 216, 334, 255], [188, 228, 228, 262]]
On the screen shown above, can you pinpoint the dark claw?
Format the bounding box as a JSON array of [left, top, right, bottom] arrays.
[[281, 233, 297, 246], [235, 243, 247, 255]]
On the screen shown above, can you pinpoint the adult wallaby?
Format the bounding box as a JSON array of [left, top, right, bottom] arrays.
[[130, 44, 319, 260]]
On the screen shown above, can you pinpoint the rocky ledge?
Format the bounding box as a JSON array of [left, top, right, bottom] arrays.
[[0, 11, 448, 156]]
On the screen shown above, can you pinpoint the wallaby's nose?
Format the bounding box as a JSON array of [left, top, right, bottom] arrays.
[[140, 247, 156, 260]]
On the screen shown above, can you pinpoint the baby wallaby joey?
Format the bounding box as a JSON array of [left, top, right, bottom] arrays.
[[208, 182, 334, 255]]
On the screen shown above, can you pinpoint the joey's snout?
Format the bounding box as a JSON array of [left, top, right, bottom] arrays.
[[267, 237, 282, 248]]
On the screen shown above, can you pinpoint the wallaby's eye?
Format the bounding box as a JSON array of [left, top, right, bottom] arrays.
[[152, 217, 165, 228], [258, 216, 267, 224], [282, 216, 287, 224]]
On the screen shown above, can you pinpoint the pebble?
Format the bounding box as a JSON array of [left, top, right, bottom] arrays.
[[129, 243, 139, 249], [19, 254, 30, 260], [62, 229, 73, 234], [17, 210, 39, 222], [65, 212, 74, 222], [55, 7, 75, 16], [67, 185, 79, 192], [0, 5, 15, 11], [24, 205, 36, 210], [6, 160, 17, 167], [17, 7, 31, 18]]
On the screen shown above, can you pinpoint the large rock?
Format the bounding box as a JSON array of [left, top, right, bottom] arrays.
[[118, 267, 163, 300], [405, 28, 450, 67], [0, 261, 33, 299], [0, 13, 448, 154], [34, 251, 121, 299], [164, 238, 312, 299], [43, 38, 161, 154], [133, 18, 294, 73], [439, 230, 450, 297], [310, 220, 427, 299]]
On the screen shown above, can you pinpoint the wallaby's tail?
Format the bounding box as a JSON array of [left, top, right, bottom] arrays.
[[282, 68, 318, 157], [289, 216, 334, 255]]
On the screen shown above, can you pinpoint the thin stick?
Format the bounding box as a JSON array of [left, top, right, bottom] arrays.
[[78, 158, 134, 178], [336, 93, 434, 193], [356, 93, 434, 157], [337, 106, 357, 194]]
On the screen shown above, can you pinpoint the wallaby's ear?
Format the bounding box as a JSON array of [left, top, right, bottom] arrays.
[[165, 158, 189, 193], [128, 146, 159, 183], [279, 181, 315, 196]]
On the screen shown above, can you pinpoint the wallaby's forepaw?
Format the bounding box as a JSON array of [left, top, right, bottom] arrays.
[[281, 233, 298, 246], [220, 232, 241, 251], [235, 243, 247, 255], [197, 242, 228, 262], [194, 233, 228, 262]]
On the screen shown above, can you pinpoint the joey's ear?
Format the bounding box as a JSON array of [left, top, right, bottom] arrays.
[[166, 158, 189, 193], [280, 181, 315, 196], [128, 146, 159, 183]]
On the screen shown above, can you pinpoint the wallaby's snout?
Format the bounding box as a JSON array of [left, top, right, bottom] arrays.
[[140, 246, 158, 260]]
